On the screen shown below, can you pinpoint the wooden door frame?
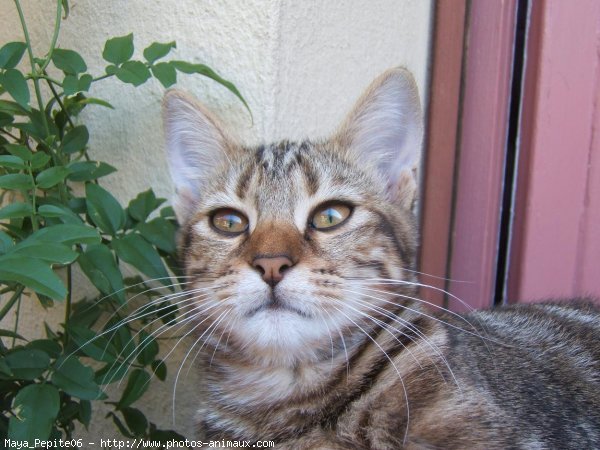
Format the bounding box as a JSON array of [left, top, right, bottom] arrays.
[[419, 0, 518, 310]]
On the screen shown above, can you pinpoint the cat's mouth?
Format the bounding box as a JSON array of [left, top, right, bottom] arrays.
[[245, 293, 311, 318]]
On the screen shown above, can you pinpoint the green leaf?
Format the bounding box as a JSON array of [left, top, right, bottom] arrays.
[[103, 33, 134, 65], [0, 111, 14, 127], [137, 217, 177, 253], [8, 384, 60, 444], [151, 359, 167, 381], [118, 369, 150, 409], [25, 224, 101, 246], [0, 99, 28, 115], [62, 74, 93, 96], [0, 69, 30, 110], [127, 189, 165, 222], [171, 61, 250, 114], [4, 143, 32, 161], [0, 357, 13, 376], [160, 206, 176, 220], [78, 244, 125, 303], [105, 64, 118, 75], [61, 0, 70, 18], [136, 330, 158, 366], [76, 96, 114, 109], [115, 61, 151, 86], [52, 48, 87, 75], [0, 42, 26, 69], [0, 155, 26, 170], [111, 321, 135, 358], [37, 204, 82, 224], [0, 202, 32, 220], [0, 329, 25, 341], [3, 348, 50, 379], [121, 407, 148, 436], [0, 255, 67, 299], [112, 233, 170, 283], [30, 152, 51, 170], [109, 412, 134, 438], [67, 325, 118, 363], [61, 125, 89, 154], [62, 75, 78, 96], [67, 160, 116, 182], [52, 357, 106, 400], [151, 62, 177, 88], [0, 231, 14, 253], [86, 183, 125, 235], [26, 339, 61, 358], [79, 400, 91, 428], [143, 41, 176, 64], [10, 241, 78, 265], [95, 361, 128, 385], [0, 174, 33, 190], [36, 166, 70, 189]]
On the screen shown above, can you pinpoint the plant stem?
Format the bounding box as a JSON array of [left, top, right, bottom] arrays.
[[0, 286, 14, 296], [12, 294, 22, 347], [45, 76, 74, 128], [0, 286, 24, 323], [28, 74, 63, 86], [92, 73, 114, 83], [38, 0, 62, 72], [26, 163, 39, 231], [0, 129, 20, 141], [13, 0, 50, 136], [63, 266, 72, 347]]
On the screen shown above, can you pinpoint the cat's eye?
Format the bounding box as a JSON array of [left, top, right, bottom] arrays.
[[211, 209, 249, 235], [310, 203, 352, 230]]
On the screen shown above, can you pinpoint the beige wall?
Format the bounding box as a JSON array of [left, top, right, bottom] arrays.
[[0, 0, 432, 439]]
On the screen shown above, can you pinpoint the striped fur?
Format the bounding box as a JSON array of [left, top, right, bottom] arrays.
[[163, 69, 600, 449]]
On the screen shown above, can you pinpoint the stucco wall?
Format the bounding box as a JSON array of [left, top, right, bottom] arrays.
[[0, 0, 432, 440]]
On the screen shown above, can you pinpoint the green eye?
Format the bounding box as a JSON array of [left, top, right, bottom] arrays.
[[211, 209, 248, 235], [311, 203, 352, 230]]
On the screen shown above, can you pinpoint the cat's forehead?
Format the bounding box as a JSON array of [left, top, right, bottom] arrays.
[[199, 139, 378, 222]]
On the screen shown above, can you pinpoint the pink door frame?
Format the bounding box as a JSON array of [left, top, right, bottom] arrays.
[[420, 0, 517, 310], [419, 0, 600, 309]]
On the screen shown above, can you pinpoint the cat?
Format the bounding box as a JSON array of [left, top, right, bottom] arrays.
[[161, 68, 600, 449]]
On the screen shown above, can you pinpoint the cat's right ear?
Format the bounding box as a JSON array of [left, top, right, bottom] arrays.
[[162, 90, 231, 223], [335, 68, 423, 208]]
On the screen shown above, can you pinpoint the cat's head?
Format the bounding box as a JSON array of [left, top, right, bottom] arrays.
[[163, 68, 423, 366]]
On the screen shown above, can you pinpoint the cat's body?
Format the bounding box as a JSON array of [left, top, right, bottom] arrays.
[[197, 301, 600, 449], [162, 69, 600, 449]]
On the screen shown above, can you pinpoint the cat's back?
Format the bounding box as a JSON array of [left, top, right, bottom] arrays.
[[439, 301, 600, 449]]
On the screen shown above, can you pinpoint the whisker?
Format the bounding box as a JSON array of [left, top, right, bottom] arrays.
[[186, 307, 233, 375], [102, 301, 213, 386], [170, 305, 231, 423], [330, 304, 411, 445], [321, 307, 350, 381], [341, 284, 495, 344], [315, 309, 336, 370], [339, 299, 424, 371], [209, 312, 237, 367], [344, 296, 460, 389]]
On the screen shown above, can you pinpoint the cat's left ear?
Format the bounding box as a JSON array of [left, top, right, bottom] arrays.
[[162, 90, 234, 223], [336, 68, 423, 207]]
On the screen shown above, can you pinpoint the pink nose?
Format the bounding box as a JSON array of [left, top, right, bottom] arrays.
[[252, 256, 293, 287]]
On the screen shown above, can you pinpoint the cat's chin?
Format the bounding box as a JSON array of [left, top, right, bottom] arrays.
[[232, 307, 332, 366], [245, 294, 312, 319]]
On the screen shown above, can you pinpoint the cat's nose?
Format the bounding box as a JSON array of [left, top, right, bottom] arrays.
[[252, 256, 294, 287]]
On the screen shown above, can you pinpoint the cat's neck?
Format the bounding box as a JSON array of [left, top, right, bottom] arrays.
[[202, 337, 359, 408]]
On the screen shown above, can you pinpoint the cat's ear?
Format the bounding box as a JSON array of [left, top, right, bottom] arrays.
[[162, 90, 232, 222], [336, 68, 423, 206]]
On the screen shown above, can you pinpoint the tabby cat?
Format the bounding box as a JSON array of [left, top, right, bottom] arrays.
[[162, 68, 600, 449]]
